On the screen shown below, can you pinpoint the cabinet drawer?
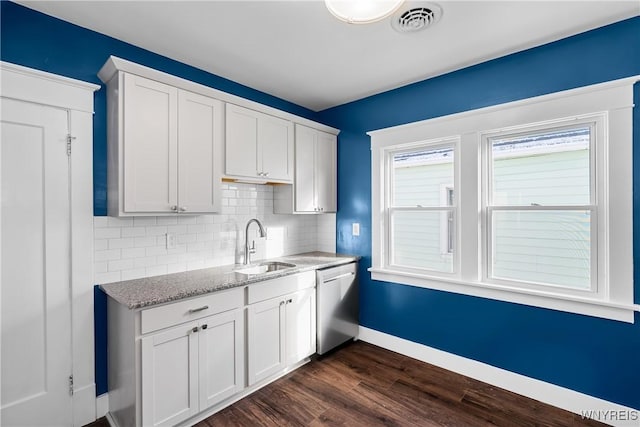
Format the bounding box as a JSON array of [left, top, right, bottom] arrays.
[[141, 287, 243, 334], [247, 271, 315, 305]]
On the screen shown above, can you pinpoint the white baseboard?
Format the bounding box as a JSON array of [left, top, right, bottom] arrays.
[[359, 327, 639, 427], [96, 393, 109, 419]]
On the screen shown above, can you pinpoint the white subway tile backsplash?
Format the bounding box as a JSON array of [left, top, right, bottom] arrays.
[[121, 227, 147, 238], [146, 226, 168, 236], [94, 239, 109, 251], [134, 236, 157, 248], [95, 227, 121, 239], [122, 247, 146, 259], [120, 268, 146, 281], [95, 271, 121, 284], [133, 217, 156, 227], [108, 258, 134, 272], [108, 238, 134, 249], [156, 217, 178, 226], [93, 183, 337, 284], [94, 217, 109, 228], [95, 249, 121, 262], [108, 217, 133, 228]]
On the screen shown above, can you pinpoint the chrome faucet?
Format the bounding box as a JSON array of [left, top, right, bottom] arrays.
[[244, 218, 267, 265]]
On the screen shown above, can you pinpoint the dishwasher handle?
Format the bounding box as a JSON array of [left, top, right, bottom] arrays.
[[322, 271, 355, 284]]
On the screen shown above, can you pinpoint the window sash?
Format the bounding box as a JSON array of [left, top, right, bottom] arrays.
[[485, 206, 597, 294], [384, 139, 459, 276], [482, 119, 599, 295]]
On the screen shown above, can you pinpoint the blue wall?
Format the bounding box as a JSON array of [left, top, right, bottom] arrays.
[[0, 0, 320, 217], [3, 0, 639, 409], [318, 17, 640, 410]]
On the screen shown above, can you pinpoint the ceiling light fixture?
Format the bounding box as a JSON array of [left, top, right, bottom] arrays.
[[325, 0, 405, 24]]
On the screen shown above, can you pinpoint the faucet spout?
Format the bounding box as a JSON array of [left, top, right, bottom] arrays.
[[244, 218, 266, 265]]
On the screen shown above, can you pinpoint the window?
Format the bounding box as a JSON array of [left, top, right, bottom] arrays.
[[484, 122, 596, 294], [387, 141, 457, 274], [370, 77, 637, 322]]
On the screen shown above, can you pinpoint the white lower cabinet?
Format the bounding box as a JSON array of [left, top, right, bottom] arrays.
[[141, 320, 199, 427], [107, 271, 316, 427], [247, 271, 316, 386], [141, 309, 244, 427]]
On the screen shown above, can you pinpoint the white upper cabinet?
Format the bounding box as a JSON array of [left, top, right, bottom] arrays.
[[225, 103, 294, 183], [103, 72, 223, 216], [274, 124, 337, 214], [122, 74, 178, 213], [99, 56, 338, 216], [178, 90, 224, 213]]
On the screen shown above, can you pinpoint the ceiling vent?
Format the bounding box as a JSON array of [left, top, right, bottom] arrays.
[[392, 2, 442, 33]]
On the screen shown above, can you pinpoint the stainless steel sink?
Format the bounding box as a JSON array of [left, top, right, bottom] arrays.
[[235, 261, 296, 276]]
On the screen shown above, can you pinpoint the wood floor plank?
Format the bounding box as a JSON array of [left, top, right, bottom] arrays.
[[86, 341, 608, 427], [194, 341, 607, 427]]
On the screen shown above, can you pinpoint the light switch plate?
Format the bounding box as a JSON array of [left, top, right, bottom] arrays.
[[352, 223, 360, 236]]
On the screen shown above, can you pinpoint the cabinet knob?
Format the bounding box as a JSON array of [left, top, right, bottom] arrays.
[[257, 171, 264, 177], [263, 172, 269, 177], [171, 205, 178, 211], [179, 206, 187, 212], [201, 324, 208, 330], [287, 299, 293, 304], [192, 326, 199, 333], [320, 207, 324, 212]]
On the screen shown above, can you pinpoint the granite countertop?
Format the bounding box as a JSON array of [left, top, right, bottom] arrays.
[[100, 252, 359, 309]]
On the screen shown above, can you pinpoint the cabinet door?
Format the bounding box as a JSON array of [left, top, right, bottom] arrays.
[[178, 90, 223, 213], [198, 309, 244, 410], [225, 104, 259, 178], [141, 322, 199, 427], [294, 124, 316, 212], [315, 131, 337, 213], [123, 74, 178, 213], [259, 114, 293, 181], [247, 297, 286, 386], [285, 288, 316, 365]]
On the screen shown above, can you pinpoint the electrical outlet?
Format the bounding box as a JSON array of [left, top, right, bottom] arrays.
[[352, 223, 360, 236], [166, 233, 176, 249]]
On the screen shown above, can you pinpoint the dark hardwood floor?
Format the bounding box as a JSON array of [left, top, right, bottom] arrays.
[[85, 341, 605, 427], [196, 341, 604, 427]]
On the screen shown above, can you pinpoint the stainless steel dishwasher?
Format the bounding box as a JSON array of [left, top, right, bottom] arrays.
[[316, 262, 359, 355]]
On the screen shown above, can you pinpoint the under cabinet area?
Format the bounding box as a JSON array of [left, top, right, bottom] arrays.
[[274, 124, 337, 214], [99, 64, 224, 216], [225, 103, 294, 183]]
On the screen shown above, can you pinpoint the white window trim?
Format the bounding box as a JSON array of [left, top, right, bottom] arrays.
[[369, 76, 640, 323]]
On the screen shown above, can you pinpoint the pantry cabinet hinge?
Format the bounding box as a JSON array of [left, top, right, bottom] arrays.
[[66, 134, 76, 156], [68, 374, 74, 396]]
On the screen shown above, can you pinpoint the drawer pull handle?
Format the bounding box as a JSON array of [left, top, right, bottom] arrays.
[[188, 305, 209, 314]]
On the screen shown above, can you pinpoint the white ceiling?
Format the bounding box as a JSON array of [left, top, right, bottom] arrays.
[[17, 1, 639, 111]]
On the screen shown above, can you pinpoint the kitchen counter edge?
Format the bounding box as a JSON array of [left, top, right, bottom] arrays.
[[99, 252, 359, 310]]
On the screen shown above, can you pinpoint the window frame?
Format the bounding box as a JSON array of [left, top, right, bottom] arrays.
[[369, 76, 639, 323], [481, 117, 602, 298], [383, 138, 460, 277]]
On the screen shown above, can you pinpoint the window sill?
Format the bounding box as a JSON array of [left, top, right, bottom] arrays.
[[369, 268, 639, 323]]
